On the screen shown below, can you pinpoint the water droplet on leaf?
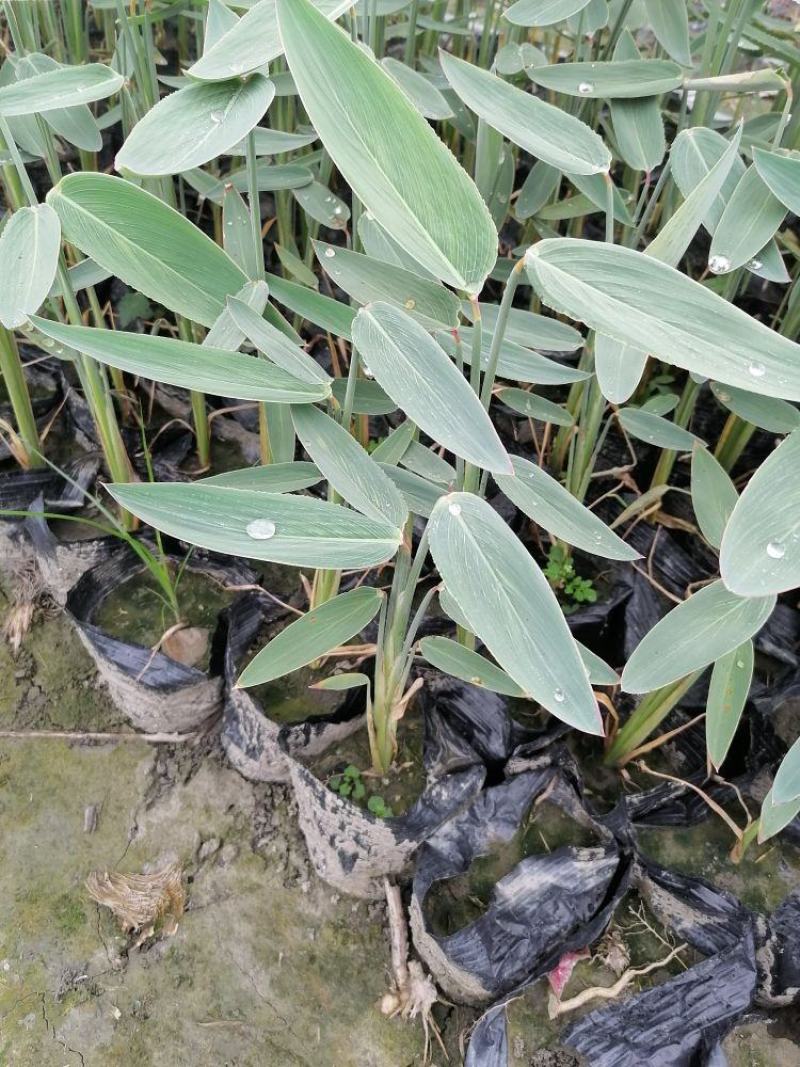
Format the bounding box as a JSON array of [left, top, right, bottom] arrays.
[[448, 502, 462, 516], [577, 81, 594, 95], [324, 247, 336, 258], [748, 361, 766, 379], [766, 540, 785, 559], [554, 688, 566, 703], [708, 254, 731, 274], [246, 519, 276, 540]]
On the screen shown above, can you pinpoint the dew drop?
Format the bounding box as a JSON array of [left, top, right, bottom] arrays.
[[553, 687, 566, 703], [748, 361, 766, 379], [748, 258, 763, 271], [403, 298, 416, 310], [333, 205, 343, 216], [577, 81, 594, 95], [735, 660, 745, 669], [209, 109, 225, 124], [362, 363, 374, 379], [448, 502, 462, 516], [470, 676, 483, 685], [324, 247, 336, 258], [717, 392, 731, 403], [708, 254, 731, 274], [246, 519, 276, 540], [766, 540, 786, 559]]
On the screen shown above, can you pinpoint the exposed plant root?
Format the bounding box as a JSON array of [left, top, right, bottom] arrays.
[[86, 861, 185, 948], [547, 943, 687, 1019], [380, 877, 446, 1063], [2, 560, 54, 654]]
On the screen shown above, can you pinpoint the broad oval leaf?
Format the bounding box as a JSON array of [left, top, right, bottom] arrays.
[[352, 303, 512, 474], [428, 492, 602, 733], [237, 587, 384, 687], [621, 581, 776, 694], [439, 328, 589, 386], [440, 51, 610, 177], [188, 0, 351, 81], [496, 387, 574, 427], [201, 461, 322, 492], [330, 378, 397, 415], [754, 147, 800, 216], [720, 430, 800, 597], [529, 59, 683, 99], [618, 407, 702, 451], [277, 0, 496, 293], [595, 334, 648, 404], [314, 242, 460, 327], [379, 464, 445, 518], [29, 316, 330, 404], [0, 204, 61, 328], [116, 75, 275, 176], [382, 58, 453, 121], [291, 404, 408, 527], [706, 640, 753, 770], [419, 636, 526, 697], [106, 482, 403, 568], [0, 62, 123, 115], [709, 165, 787, 275], [504, 0, 592, 26], [691, 446, 737, 551], [17, 53, 102, 152], [608, 31, 666, 173], [266, 271, 355, 340], [710, 382, 800, 434], [643, 0, 691, 66], [525, 239, 800, 401], [758, 785, 800, 843], [495, 455, 639, 562], [226, 295, 331, 385], [48, 173, 247, 327], [468, 302, 583, 353]]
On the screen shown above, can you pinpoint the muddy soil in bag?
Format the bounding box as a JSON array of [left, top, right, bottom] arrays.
[[94, 568, 233, 672]]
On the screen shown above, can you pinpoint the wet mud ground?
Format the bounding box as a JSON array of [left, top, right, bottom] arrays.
[[1, 582, 799, 1066]]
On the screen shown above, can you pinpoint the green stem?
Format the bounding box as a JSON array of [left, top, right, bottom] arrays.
[[604, 671, 703, 766], [0, 325, 41, 466]]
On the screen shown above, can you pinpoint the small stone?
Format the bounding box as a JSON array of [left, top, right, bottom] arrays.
[[198, 837, 221, 862]]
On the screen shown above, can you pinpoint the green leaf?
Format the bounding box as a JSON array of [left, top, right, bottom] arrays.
[[200, 461, 322, 492], [691, 445, 737, 550], [382, 58, 453, 120], [758, 786, 800, 843], [428, 493, 601, 733], [357, 213, 436, 279], [379, 463, 445, 517], [312, 672, 370, 692], [292, 181, 349, 229], [400, 441, 455, 485], [525, 239, 800, 401], [439, 51, 610, 177], [609, 32, 666, 172], [618, 407, 703, 451], [773, 738, 800, 805], [419, 636, 526, 697], [496, 387, 574, 427], [670, 127, 746, 235], [277, 0, 496, 293], [709, 165, 787, 275], [720, 430, 800, 597], [504, 0, 592, 26], [203, 279, 269, 349], [710, 382, 800, 434], [106, 482, 403, 568], [753, 147, 800, 216], [0, 204, 61, 328], [529, 59, 683, 99], [646, 124, 742, 268], [621, 581, 776, 694], [467, 302, 583, 353], [29, 316, 329, 404], [568, 172, 634, 225], [577, 642, 619, 686], [275, 242, 318, 288], [314, 242, 460, 327], [495, 455, 639, 561], [440, 328, 589, 386], [222, 184, 260, 279], [17, 53, 102, 152], [595, 334, 648, 405], [188, 0, 351, 80], [291, 404, 408, 527], [227, 126, 319, 156], [116, 75, 274, 176], [330, 378, 397, 415], [237, 587, 383, 687], [226, 295, 331, 385], [706, 640, 753, 770], [47, 173, 247, 328], [0, 62, 123, 115], [205, 0, 239, 50], [643, 0, 691, 66], [370, 420, 416, 464], [265, 270, 355, 340], [352, 303, 511, 474], [516, 161, 561, 221]]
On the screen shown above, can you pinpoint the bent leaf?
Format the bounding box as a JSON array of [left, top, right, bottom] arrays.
[[691, 446, 737, 550], [706, 641, 753, 770], [754, 147, 800, 216], [419, 636, 526, 697], [0, 62, 123, 115], [529, 59, 683, 99], [237, 587, 383, 687], [0, 204, 61, 328]]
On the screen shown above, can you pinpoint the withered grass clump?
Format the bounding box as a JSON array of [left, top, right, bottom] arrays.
[[86, 861, 185, 945]]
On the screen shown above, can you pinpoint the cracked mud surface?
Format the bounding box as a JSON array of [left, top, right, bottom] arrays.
[[0, 591, 449, 1066]]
